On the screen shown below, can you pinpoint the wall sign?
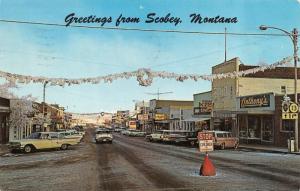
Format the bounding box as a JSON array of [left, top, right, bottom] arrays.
[[198, 100, 213, 114], [155, 113, 167, 121], [240, 94, 270, 108]]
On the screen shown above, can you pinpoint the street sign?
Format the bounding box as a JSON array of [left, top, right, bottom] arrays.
[[281, 101, 299, 120], [289, 103, 299, 113], [282, 112, 298, 120], [198, 132, 214, 152]]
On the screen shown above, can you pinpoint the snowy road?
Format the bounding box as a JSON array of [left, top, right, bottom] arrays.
[[0, 129, 299, 191]]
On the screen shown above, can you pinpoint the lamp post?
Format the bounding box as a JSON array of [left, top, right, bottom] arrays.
[[259, 25, 298, 152]]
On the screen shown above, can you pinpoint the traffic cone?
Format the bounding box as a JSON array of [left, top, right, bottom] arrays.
[[200, 153, 216, 176]]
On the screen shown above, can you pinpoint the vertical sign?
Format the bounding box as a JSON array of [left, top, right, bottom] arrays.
[[197, 131, 214, 152]]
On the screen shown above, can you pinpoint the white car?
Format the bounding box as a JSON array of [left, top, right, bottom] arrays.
[[95, 129, 113, 143], [146, 130, 163, 142], [58, 130, 83, 143]]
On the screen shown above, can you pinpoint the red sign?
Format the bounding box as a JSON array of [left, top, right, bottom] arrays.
[[198, 132, 214, 152], [198, 132, 213, 140]]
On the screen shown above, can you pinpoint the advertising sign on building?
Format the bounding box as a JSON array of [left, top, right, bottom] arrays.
[[128, 120, 136, 129], [240, 94, 270, 108], [197, 131, 214, 152], [155, 113, 167, 121], [199, 100, 213, 114], [138, 114, 149, 121]]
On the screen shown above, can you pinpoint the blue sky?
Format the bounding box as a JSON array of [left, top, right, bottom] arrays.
[[0, 0, 300, 113]]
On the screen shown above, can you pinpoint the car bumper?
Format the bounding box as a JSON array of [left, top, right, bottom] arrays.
[[95, 138, 113, 142], [8, 144, 24, 150]]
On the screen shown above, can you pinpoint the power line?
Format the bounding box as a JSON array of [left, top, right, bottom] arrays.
[[0, 19, 291, 37]]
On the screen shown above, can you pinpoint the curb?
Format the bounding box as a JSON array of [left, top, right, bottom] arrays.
[[238, 146, 300, 155]]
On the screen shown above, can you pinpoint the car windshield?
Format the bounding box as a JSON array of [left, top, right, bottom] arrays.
[[96, 131, 110, 134]]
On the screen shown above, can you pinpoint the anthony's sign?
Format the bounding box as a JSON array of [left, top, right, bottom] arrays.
[[240, 94, 270, 108]]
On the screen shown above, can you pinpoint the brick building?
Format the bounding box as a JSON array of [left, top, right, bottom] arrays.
[[212, 57, 300, 147]]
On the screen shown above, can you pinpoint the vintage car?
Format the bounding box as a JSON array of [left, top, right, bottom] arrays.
[[95, 129, 113, 143], [58, 130, 83, 143], [207, 131, 239, 149], [161, 130, 188, 144], [128, 130, 146, 137], [8, 132, 79, 153], [145, 130, 165, 142]]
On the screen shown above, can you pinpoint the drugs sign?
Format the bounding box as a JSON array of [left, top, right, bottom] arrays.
[[198, 132, 214, 152]]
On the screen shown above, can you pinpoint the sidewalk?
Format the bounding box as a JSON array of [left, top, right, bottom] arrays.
[[0, 144, 9, 155], [239, 144, 300, 155]]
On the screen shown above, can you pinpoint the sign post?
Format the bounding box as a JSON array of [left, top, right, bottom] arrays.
[[282, 98, 299, 152], [198, 131, 214, 153], [197, 131, 216, 176]]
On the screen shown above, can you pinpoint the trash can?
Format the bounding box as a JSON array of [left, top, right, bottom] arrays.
[[288, 139, 295, 152]]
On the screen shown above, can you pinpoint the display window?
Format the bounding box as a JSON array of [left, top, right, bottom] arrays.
[[262, 117, 273, 142], [248, 116, 261, 139]]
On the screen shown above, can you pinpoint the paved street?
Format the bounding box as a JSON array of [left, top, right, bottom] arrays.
[[0, 129, 299, 191]]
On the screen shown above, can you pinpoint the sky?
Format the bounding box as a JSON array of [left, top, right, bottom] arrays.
[[0, 0, 300, 113]]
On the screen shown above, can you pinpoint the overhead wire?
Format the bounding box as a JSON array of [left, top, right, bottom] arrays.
[[0, 19, 291, 37]]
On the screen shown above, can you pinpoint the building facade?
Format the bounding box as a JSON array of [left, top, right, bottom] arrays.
[[0, 97, 10, 143], [192, 91, 212, 131], [212, 57, 300, 147], [149, 99, 194, 132]]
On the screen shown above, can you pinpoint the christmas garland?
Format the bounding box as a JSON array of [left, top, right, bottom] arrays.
[[0, 56, 293, 87]]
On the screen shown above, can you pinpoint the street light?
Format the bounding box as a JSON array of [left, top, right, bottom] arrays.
[[259, 25, 299, 152]]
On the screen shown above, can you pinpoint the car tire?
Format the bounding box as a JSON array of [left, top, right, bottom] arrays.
[[220, 143, 225, 150], [24, 145, 32, 153], [61, 144, 68, 150]]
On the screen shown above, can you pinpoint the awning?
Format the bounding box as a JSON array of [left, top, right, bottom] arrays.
[[182, 117, 210, 122]]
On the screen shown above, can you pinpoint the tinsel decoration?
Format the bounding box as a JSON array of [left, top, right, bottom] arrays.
[[0, 56, 293, 87]]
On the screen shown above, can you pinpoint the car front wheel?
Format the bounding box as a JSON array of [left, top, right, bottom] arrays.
[[24, 145, 32, 153], [60, 144, 68, 150]]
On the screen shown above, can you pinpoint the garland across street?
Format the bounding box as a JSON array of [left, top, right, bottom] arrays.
[[0, 56, 292, 87]]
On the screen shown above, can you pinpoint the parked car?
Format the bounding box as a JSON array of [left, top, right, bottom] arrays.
[[95, 129, 113, 143], [207, 131, 239, 149], [8, 132, 79, 153], [128, 130, 146, 137], [161, 130, 186, 144], [145, 130, 164, 142], [58, 130, 83, 143], [121, 129, 130, 135]]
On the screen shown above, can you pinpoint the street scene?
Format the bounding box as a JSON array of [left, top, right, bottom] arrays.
[[1, 0, 300, 191], [1, 129, 299, 190]]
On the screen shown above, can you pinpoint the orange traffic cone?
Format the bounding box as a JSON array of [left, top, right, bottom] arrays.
[[200, 153, 216, 176]]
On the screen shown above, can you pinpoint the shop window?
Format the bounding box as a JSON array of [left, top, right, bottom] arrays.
[[248, 116, 261, 139], [262, 117, 273, 142], [239, 115, 247, 138], [281, 120, 294, 132]]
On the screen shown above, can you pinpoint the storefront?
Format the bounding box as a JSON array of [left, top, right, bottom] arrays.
[[236, 93, 275, 144], [0, 97, 10, 144]]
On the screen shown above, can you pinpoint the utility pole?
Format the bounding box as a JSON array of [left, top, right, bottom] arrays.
[[293, 28, 298, 152], [42, 81, 48, 131], [224, 27, 227, 63]]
